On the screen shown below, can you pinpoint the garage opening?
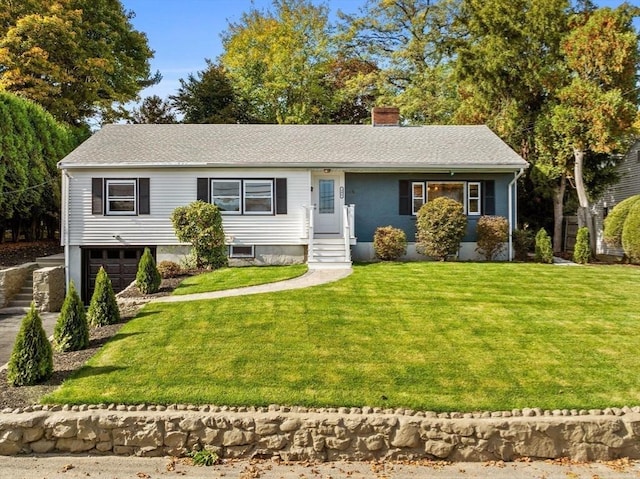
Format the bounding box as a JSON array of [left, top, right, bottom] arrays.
[[83, 247, 153, 301]]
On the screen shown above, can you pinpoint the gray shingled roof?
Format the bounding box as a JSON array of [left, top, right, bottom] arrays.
[[58, 124, 528, 171]]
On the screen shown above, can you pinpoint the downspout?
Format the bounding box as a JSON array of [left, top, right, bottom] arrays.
[[508, 168, 525, 261], [61, 169, 70, 287]]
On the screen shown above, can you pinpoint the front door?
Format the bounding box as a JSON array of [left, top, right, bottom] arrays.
[[312, 173, 342, 234]]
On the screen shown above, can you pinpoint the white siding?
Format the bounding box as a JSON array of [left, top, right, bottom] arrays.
[[66, 168, 311, 247], [595, 141, 640, 255]]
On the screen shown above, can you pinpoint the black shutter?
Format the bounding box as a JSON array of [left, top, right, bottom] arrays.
[[138, 178, 150, 214], [92, 178, 103, 214], [197, 178, 210, 202], [399, 180, 411, 215], [275, 178, 287, 214], [483, 180, 495, 216]]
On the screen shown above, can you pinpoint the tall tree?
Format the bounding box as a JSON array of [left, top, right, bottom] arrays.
[[170, 60, 243, 124], [130, 95, 177, 124], [0, 0, 159, 126], [549, 6, 639, 251], [220, 0, 334, 124], [339, 0, 462, 124], [0, 92, 74, 241]]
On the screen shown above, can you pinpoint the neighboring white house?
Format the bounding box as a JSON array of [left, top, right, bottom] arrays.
[[594, 140, 640, 256], [58, 108, 528, 300]]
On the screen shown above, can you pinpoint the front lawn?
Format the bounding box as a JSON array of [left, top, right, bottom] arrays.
[[44, 262, 640, 411], [172, 264, 307, 295]]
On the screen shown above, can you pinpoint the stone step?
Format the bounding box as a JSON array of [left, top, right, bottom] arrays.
[[7, 300, 31, 309], [13, 293, 33, 302]]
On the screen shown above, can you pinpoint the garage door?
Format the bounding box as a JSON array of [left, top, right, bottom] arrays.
[[84, 248, 151, 300]]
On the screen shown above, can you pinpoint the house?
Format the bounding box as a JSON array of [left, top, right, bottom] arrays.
[[58, 108, 528, 300], [595, 139, 640, 256]]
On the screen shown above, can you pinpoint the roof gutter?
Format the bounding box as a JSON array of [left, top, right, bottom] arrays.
[[508, 168, 526, 261]]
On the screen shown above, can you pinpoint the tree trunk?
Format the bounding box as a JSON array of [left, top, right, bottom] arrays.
[[573, 148, 596, 254], [552, 174, 567, 254]]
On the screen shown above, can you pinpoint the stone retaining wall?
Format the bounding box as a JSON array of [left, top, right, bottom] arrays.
[[0, 263, 37, 308], [33, 266, 65, 312], [2, 405, 640, 461]]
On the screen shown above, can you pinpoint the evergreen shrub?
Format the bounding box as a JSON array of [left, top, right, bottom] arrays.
[[573, 227, 591, 264], [136, 247, 161, 293], [416, 197, 467, 261], [603, 195, 640, 247], [513, 227, 535, 261], [534, 228, 553, 264], [53, 281, 89, 352], [622, 200, 640, 264], [171, 201, 227, 269], [373, 225, 407, 260], [476, 216, 509, 260], [7, 303, 53, 386], [87, 266, 121, 327]]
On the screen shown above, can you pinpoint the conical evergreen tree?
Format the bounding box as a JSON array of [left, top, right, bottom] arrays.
[[53, 281, 89, 352], [135, 247, 161, 294], [7, 303, 53, 386], [87, 266, 121, 327]]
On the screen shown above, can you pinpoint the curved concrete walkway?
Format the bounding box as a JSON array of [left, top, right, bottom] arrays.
[[152, 267, 352, 304]]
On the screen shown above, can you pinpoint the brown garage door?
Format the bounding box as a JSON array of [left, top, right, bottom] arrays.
[[84, 248, 152, 300]]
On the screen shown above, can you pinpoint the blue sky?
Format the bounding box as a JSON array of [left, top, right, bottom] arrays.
[[120, 0, 638, 101]]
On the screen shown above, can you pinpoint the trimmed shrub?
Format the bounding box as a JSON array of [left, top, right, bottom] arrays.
[[157, 260, 183, 279], [476, 216, 509, 260], [7, 303, 53, 386], [87, 266, 121, 327], [622, 199, 640, 264], [513, 227, 535, 261], [416, 197, 467, 261], [171, 201, 227, 269], [373, 225, 407, 260], [53, 281, 89, 352], [603, 194, 640, 247], [534, 228, 553, 264], [573, 227, 591, 264], [136, 247, 162, 294]]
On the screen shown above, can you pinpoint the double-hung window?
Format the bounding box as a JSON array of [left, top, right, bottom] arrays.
[[210, 179, 274, 215], [412, 182, 425, 215], [106, 179, 136, 215], [467, 182, 481, 215], [212, 180, 241, 214], [244, 180, 273, 214]]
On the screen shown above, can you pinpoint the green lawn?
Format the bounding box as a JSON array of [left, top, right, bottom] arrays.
[[44, 262, 640, 411], [172, 264, 307, 295]]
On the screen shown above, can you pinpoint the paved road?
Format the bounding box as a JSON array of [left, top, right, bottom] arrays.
[[1, 456, 639, 479], [0, 311, 58, 367]]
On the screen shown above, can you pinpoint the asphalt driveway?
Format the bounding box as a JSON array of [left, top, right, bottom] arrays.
[[0, 311, 58, 368]]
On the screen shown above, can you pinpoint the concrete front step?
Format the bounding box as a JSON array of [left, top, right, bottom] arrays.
[[0, 306, 30, 315], [307, 261, 352, 270], [36, 253, 65, 267]]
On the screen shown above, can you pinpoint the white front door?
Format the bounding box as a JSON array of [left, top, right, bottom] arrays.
[[312, 173, 342, 235]]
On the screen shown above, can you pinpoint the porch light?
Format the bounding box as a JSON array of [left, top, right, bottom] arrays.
[[323, 168, 331, 173]]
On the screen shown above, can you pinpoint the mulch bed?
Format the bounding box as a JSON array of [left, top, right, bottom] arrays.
[[0, 277, 184, 410], [0, 240, 63, 268]]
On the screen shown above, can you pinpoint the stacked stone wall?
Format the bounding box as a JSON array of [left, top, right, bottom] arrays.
[[2, 405, 640, 462], [0, 263, 37, 308], [33, 266, 65, 312]]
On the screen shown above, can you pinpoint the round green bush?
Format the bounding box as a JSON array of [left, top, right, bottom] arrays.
[[373, 225, 407, 261], [476, 216, 509, 260], [534, 228, 553, 264], [53, 281, 89, 352], [136, 247, 162, 294], [7, 303, 53, 386], [622, 199, 640, 264], [87, 266, 121, 327], [573, 227, 591, 264], [603, 195, 640, 247], [416, 197, 467, 261], [171, 201, 227, 269]]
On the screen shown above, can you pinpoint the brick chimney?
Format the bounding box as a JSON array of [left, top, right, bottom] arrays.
[[371, 107, 400, 126]]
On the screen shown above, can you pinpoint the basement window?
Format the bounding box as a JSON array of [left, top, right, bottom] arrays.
[[229, 245, 255, 258]]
